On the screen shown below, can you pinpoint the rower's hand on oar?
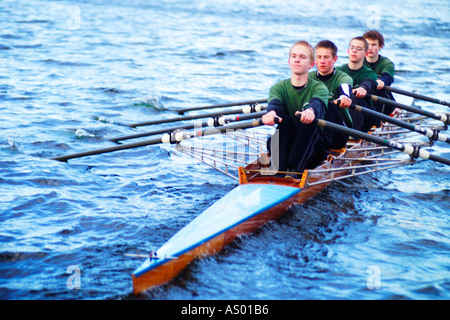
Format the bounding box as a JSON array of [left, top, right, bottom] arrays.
[[376, 79, 385, 90], [262, 111, 282, 126], [353, 87, 368, 99], [295, 108, 315, 124], [333, 96, 352, 108]]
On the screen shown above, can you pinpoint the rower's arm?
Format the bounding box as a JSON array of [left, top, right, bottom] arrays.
[[267, 98, 285, 118], [307, 97, 327, 119], [380, 73, 393, 86], [360, 78, 377, 94]]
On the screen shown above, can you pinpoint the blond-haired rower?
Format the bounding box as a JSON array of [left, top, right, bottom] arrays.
[[262, 40, 329, 177]]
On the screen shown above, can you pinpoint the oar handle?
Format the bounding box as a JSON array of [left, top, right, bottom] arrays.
[[385, 86, 450, 108]]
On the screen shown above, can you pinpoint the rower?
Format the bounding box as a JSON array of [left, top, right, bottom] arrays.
[[363, 30, 396, 115], [309, 40, 354, 149], [336, 37, 378, 132], [262, 40, 329, 178]]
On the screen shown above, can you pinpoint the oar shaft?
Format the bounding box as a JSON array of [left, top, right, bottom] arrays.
[[51, 119, 264, 162], [315, 119, 450, 166], [427, 152, 450, 166], [128, 105, 267, 128], [175, 99, 267, 114], [368, 94, 450, 124], [128, 108, 240, 128], [111, 111, 266, 143], [207, 111, 267, 127], [349, 104, 450, 143], [51, 136, 164, 162], [110, 122, 203, 142], [170, 119, 264, 142], [385, 86, 450, 107], [316, 119, 387, 146]]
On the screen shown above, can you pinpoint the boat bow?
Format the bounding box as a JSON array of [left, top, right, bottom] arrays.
[[132, 183, 301, 294]]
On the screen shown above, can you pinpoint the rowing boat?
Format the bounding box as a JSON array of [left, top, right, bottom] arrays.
[[45, 83, 448, 294], [132, 94, 445, 295]]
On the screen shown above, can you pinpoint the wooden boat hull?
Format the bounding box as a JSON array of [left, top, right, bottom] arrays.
[[132, 144, 367, 294], [132, 183, 302, 294], [130, 94, 421, 294]]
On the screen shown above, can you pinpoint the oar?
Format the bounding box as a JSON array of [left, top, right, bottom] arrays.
[[110, 111, 266, 142], [314, 119, 450, 166], [344, 102, 450, 144], [174, 99, 267, 114], [51, 118, 264, 162], [367, 94, 450, 125], [51, 136, 164, 162], [385, 86, 450, 108], [128, 104, 267, 128], [110, 122, 204, 143]]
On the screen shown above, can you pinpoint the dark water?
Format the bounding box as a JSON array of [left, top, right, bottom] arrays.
[[0, 0, 449, 300]]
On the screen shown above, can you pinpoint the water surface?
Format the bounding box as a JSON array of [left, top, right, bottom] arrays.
[[0, 0, 449, 300]]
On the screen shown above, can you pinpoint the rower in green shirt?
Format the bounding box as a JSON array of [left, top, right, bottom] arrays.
[[363, 30, 396, 115], [309, 40, 353, 149], [262, 40, 329, 177], [336, 36, 378, 132]]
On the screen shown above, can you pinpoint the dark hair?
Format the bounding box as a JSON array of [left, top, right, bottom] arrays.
[[363, 30, 385, 47], [315, 40, 338, 57], [350, 36, 369, 51]]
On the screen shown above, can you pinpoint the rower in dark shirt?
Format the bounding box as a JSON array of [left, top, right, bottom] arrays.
[[262, 40, 329, 177], [363, 30, 396, 115], [336, 37, 378, 132], [309, 40, 354, 149]]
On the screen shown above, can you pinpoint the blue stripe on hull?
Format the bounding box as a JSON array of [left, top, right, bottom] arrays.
[[133, 183, 301, 277]]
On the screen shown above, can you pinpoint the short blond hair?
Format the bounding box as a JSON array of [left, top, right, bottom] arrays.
[[290, 40, 315, 61], [350, 36, 369, 51]]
